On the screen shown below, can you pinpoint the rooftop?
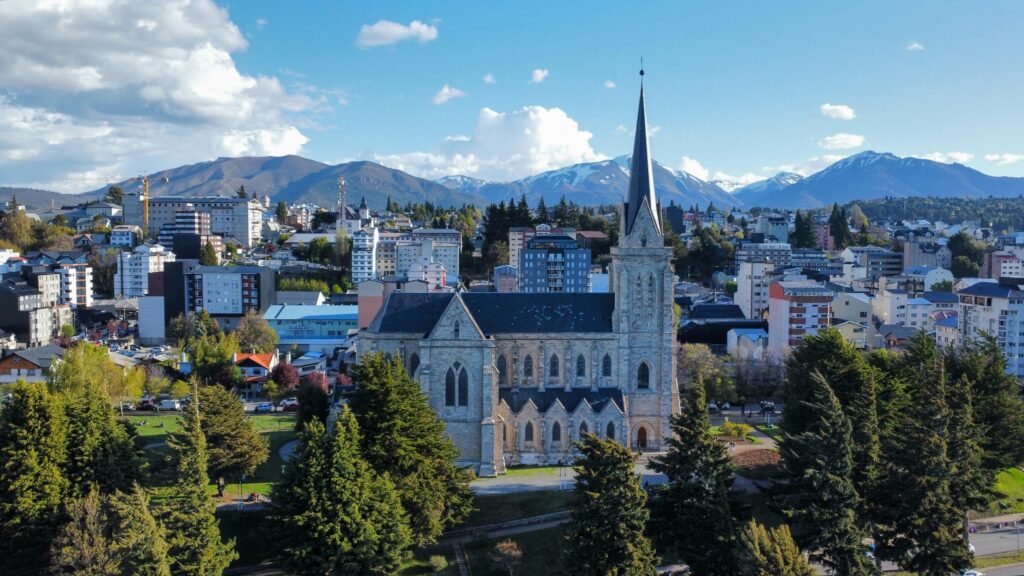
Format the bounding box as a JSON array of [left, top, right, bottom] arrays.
[[264, 304, 357, 321]]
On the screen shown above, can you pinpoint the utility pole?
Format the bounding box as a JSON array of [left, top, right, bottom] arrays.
[[337, 177, 346, 233]]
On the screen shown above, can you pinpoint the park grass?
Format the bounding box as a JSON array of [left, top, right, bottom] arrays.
[[987, 467, 1024, 514], [124, 413, 295, 446], [398, 545, 459, 576], [464, 525, 566, 576], [461, 490, 573, 528], [209, 429, 296, 501], [502, 465, 567, 478], [889, 552, 1024, 575], [755, 425, 784, 441]]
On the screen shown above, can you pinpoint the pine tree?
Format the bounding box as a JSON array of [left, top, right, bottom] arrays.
[[348, 353, 472, 546], [196, 385, 269, 482], [271, 409, 411, 575], [537, 196, 550, 222], [828, 204, 853, 249], [109, 485, 173, 576], [165, 396, 237, 576], [779, 373, 876, 576], [275, 201, 288, 223], [738, 520, 815, 576], [650, 380, 737, 575], [0, 383, 68, 575], [64, 380, 140, 496], [199, 241, 218, 265], [50, 489, 117, 575], [564, 433, 658, 576]]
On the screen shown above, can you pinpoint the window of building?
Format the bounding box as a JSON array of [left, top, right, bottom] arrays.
[[576, 355, 586, 378], [602, 353, 612, 377], [552, 422, 561, 442], [580, 421, 588, 436], [445, 368, 456, 406], [606, 421, 615, 440], [497, 354, 507, 385], [453, 321, 460, 338], [458, 368, 469, 407], [637, 362, 650, 389], [525, 422, 534, 443], [524, 354, 533, 378], [549, 354, 559, 377]]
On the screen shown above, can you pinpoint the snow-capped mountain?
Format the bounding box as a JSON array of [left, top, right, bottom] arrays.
[[435, 175, 489, 194], [473, 155, 740, 209], [745, 151, 1024, 209], [731, 172, 804, 205]]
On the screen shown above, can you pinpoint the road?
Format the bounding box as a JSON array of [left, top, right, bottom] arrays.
[[979, 565, 1024, 576]]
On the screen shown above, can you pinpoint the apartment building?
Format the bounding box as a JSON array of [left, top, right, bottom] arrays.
[[508, 224, 576, 267], [736, 260, 775, 319], [767, 280, 834, 355], [736, 242, 792, 266], [114, 244, 176, 298], [518, 234, 591, 293], [125, 194, 262, 247], [957, 279, 1024, 378], [161, 262, 275, 331], [351, 227, 379, 283]]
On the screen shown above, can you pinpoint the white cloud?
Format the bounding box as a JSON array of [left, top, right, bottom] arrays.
[[818, 133, 865, 150], [604, 80, 617, 89], [711, 171, 765, 190], [648, 125, 662, 137], [483, 73, 496, 85], [530, 69, 549, 84], [373, 105, 606, 181], [679, 156, 709, 181], [0, 0, 326, 190], [917, 151, 974, 164], [355, 19, 438, 48], [255, 18, 267, 30], [986, 153, 1024, 165], [443, 134, 471, 142], [432, 84, 467, 105], [764, 154, 847, 177], [906, 41, 925, 51], [820, 103, 856, 120], [613, 124, 628, 135]]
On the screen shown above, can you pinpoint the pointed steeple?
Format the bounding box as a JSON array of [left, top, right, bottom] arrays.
[[624, 77, 661, 237]]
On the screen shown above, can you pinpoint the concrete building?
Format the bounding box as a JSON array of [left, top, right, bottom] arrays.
[[736, 242, 791, 267], [957, 279, 1024, 378], [790, 248, 831, 271], [736, 261, 775, 320], [494, 265, 518, 293], [264, 304, 358, 354], [114, 244, 175, 298], [125, 194, 263, 247], [904, 235, 952, 271], [767, 280, 834, 356], [351, 227, 379, 283], [755, 215, 788, 243], [161, 262, 275, 331], [727, 328, 769, 360], [842, 246, 903, 284], [518, 235, 592, 293], [508, 225, 577, 267], [110, 224, 142, 248], [873, 288, 908, 326]]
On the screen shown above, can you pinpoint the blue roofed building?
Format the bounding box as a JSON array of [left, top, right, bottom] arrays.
[[264, 304, 358, 355]]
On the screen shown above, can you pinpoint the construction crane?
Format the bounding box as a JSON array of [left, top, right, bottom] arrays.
[[66, 174, 170, 237]]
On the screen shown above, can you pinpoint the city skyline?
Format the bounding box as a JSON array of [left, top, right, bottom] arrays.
[[2, 0, 1023, 192]]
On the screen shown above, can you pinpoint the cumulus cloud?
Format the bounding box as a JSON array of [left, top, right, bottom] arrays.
[[986, 153, 1024, 165], [906, 41, 925, 51], [613, 124, 628, 135], [0, 0, 326, 190], [355, 19, 438, 48], [530, 69, 549, 83], [820, 103, 856, 120], [432, 84, 467, 105], [604, 80, 617, 89], [917, 151, 974, 164], [818, 133, 865, 150], [679, 156, 709, 181], [373, 105, 606, 181], [443, 134, 471, 142], [483, 73, 496, 85], [764, 154, 847, 177], [255, 18, 268, 30]]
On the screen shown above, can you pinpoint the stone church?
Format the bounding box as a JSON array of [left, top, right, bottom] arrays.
[[358, 84, 680, 476]]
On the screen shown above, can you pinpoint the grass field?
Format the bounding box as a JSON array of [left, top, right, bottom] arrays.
[[124, 413, 295, 445], [755, 425, 784, 441], [464, 526, 566, 576], [987, 467, 1024, 514], [462, 491, 573, 528]]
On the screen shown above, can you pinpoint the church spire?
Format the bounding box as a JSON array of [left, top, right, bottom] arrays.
[[624, 70, 661, 237]]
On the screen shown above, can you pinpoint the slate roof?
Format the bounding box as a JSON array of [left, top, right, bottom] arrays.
[[958, 281, 1022, 298], [499, 387, 624, 414], [924, 291, 958, 303], [689, 303, 744, 320], [5, 344, 66, 369], [367, 292, 616, 336]]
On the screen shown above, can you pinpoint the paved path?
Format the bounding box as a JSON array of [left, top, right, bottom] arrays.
[[471, 461, 667, 494], [279, 439, 298, 463]]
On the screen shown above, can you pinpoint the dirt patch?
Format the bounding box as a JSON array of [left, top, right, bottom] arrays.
[[733, 449, 781, 468]]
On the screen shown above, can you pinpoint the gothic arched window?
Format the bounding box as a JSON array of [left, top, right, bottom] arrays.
[[552, 422, 561, 442], [524, 354, 534, 378], [525, 422, 534, 443], [580, 421, 589, 436], [606, 421, 615, 440], [549, 354, 559, 378], [602, 353, 612, 377], [445, 368, 456, 406], [453, 321, 460, 339], [497, 354, 508, 386], [576, 355, 586, 377], [409, 353, 420, 377], [458, 368, 469, 407], [637, 362, 650, 389]]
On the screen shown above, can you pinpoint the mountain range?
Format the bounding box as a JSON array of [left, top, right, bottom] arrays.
[[3, 150, 1024, 211]]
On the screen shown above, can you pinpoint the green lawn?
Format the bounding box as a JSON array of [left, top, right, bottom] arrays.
[[755, 425, 784, 441], [211, 430, 296, 499], [464, 526, 566, 576], [502, 465, 569, 478], [398, 545, 459, 576], [462, 491, 573, 528], [125, 413, 295, 446], [986, 467, 1024, 514]]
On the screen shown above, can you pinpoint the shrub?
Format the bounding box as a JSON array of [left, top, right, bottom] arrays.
[[721, 421, 753, 439], [428, 554, 449, 572]]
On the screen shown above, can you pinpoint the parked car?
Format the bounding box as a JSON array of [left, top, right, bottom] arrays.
[[139, 397, 156, 411], [158, 399, 182, 411], [279, 397, 300, 412], [254, 402, 274, 413], [119, 402, 136, 412]]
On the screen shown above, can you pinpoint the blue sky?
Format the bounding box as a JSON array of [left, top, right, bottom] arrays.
[[1, 0, 1023, 191]]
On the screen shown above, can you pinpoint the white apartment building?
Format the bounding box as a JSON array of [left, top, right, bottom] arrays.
[[351, 227, 379, 283], [957, 279, 1024, 378], [56, 264, 93, 308], [114, 244, 176, 298], [736, 242, 792, 266], [110, 224, 142, 248], [905, 297, 932, 330], [124, 194, 263, 247], [736, 261, 774, 320], [873, 288, 908, 326]]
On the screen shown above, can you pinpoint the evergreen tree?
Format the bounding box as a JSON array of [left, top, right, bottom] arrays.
[[196, 385, 269, 482], [563, 433, 658, 576], [199, 241, 218, 265], [348, 353, 472, 546], [738, 520, 815, 576], [294, 379, 330, 430], [946, 374, 990, 523], [0, 383, 68, 575], [275, 201, 288, 223], [236, 185, 247, 199], [792, 210, 817, 248], [109, 485, 173, 576], [779, 373, 876, 576], [49, 489, 117, 575], [165, 396, 237, 576], [828, 204, 853, 249], [64, 381, 140, 495], [537, 196, 550, 222], [650, 380, 737, 575], [516, 194, 534, 227], [271, 409, 411, 575]]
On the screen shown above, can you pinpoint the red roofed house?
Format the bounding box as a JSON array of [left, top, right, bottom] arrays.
[[233, 350, 279, 399]]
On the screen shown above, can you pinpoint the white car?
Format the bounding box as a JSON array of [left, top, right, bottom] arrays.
[[960, 569, 985, 576]]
